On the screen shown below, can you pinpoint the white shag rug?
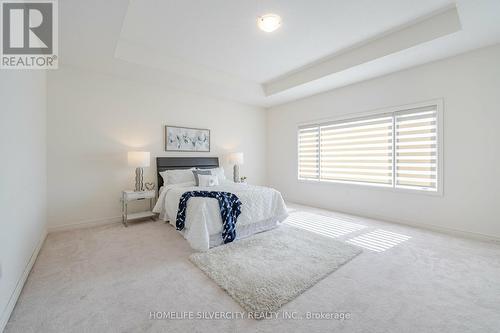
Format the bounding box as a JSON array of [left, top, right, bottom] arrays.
[[189, 225, 362, 315]]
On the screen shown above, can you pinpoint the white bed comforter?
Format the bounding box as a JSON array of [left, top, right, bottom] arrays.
[[153, 181, 288, 251]]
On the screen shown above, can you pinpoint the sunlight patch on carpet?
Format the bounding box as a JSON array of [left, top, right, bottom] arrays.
[[346, 229, 411, 252], [284, 211, 366, 238]]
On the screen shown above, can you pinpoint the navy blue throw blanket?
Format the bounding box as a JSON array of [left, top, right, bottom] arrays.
[[176, 191, 242, 244]]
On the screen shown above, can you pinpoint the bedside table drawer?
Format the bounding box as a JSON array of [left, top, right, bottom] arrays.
[[123, 190, 156, 200]]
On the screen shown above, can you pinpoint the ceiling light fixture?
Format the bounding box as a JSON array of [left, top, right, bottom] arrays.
[[257, 14, 282, 32]]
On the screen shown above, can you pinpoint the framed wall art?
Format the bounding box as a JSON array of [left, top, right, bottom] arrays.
[[164, 126, 210, 152]]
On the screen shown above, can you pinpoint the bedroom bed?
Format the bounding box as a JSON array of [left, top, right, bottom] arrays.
[[152, 157, 288, 251]]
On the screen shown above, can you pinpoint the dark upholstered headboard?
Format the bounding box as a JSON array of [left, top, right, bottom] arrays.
[[156, 157, 219, 189]]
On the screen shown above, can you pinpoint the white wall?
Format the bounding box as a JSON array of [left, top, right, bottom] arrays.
[[0, 71, 47, 330], [267, 44, 500, 239], [47, 66, 267, 228]]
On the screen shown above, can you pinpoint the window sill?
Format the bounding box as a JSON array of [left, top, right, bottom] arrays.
[[297, 178, 443, 197]]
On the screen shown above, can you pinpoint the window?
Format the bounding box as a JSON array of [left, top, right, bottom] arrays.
[[298, 103, 440, 192], [394, 106, 438, 190], [298, 126, 320, 180]]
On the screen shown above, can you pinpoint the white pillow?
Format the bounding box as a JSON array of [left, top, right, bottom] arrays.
[[208, 167, 226, 182], [160, 168, 195, 185], [198, 174, 219, 187]]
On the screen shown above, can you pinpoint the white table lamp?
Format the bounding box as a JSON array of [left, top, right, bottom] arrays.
[[227, 152, 244, 183], [128, 151, 150, 191]]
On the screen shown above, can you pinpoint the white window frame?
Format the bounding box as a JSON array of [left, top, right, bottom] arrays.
[[296, 99, 444, 196]]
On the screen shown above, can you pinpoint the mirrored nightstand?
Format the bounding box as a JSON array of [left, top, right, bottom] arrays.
[[121, 190, 156, 227]]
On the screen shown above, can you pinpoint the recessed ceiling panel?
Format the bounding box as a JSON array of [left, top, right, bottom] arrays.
[[119, 0, 453, 83]]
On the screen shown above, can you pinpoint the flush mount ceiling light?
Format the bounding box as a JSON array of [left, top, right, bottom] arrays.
[[257, 14, 282, 32]]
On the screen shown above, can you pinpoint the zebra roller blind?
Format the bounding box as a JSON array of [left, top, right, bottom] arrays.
[[298, 126, 320, 180], [298, 104, 439, 192], [395, 106, 438, 190], [320, 114, 393, 185]]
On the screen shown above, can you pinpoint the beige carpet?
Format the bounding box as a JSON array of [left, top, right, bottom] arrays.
[[5, 203, 500, 332], [190, 226, 361, 315]]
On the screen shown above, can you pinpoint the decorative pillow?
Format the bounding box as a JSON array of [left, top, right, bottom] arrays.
[[208, 167, 226, 182], [159, 170, 168, 183], [160, 168, 195, 185], [192, 170, 212, 186], [198, 174, 219, 187]]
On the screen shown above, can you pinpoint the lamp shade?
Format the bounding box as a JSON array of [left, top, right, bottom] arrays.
[[227, 152, 244, 165], [128, 151, 150, 168]]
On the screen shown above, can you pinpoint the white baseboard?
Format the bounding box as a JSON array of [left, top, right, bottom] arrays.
[[287, 201, 500, 244], [376, 214, 500, 243], [48, 216, 122, 233], [0, 229, 47, 333]]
